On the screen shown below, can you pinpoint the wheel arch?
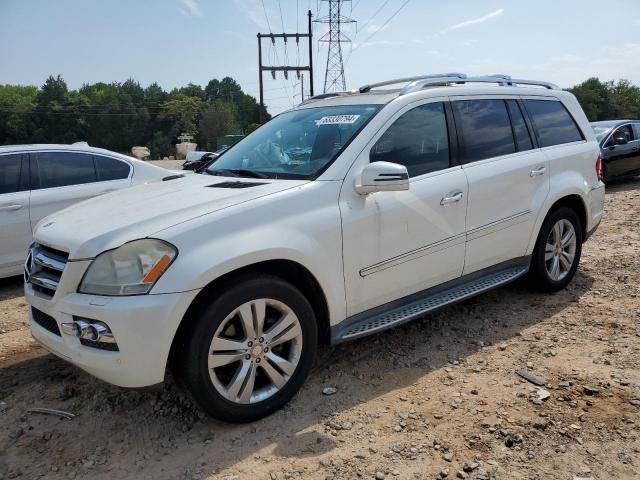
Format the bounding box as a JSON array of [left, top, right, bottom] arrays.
[[527, 193, 588, 254], [167, 259, 332, 372]]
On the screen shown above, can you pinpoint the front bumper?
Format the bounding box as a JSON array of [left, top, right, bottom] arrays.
[[26, 281, 199, 388]]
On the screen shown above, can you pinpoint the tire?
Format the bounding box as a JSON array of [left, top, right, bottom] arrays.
[[528, 206, 583, 292], [177, 275, 317, 423]]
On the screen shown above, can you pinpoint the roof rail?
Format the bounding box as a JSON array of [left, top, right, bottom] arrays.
[[398, 74, 559, 95], [359, 73, 466, 93]]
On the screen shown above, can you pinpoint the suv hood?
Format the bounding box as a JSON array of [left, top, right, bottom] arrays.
[[34, 174, 307, 259]]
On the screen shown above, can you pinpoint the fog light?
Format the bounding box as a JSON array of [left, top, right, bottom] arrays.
[[64, 317, 119, 351]]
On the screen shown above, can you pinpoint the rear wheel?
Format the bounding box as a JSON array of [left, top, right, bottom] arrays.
[[528, 206, 582, 292], [178, 275, 317, 422]]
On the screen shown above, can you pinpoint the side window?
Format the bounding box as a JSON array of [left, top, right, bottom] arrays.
[[33, 152, 97, 189], [452, 99, 515, 163], [610, 125, 634, 145], [370, 102, 450, 177], [506, 100, 534, 152], [95, 155, 131, 181], [523, 99, 583, 147], [633, 124, 640, 140], [0, 154, 26, 194]]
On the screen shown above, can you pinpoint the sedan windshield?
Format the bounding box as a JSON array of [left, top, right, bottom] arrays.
[[206, 105, 379, 179], [591, 125, 612, 142]]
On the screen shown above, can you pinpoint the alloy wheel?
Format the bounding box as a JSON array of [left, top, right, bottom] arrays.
[[545, 219, 577, 281], [208, 299, 303, 404]]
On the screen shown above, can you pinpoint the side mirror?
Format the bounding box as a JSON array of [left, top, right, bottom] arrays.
[[354, 161, 409, 195], [614, 136, 628, 146]]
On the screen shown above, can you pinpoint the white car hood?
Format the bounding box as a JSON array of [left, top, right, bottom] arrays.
[[34, 174, 307, 259]]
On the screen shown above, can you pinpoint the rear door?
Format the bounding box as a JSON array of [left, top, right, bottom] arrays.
[[451, 96, 549, 275], [0, 153, 31, 275], [29, 150, 102, 229]]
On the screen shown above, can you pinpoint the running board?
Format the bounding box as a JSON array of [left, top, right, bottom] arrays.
[[332, 262, 529, 343]]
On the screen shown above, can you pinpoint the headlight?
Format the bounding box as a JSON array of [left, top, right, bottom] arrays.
[[78, 239, 177, 296]]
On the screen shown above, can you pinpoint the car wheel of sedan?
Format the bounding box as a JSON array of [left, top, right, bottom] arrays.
[[528, 206, 583, 292], [179, 275, 317, 422]]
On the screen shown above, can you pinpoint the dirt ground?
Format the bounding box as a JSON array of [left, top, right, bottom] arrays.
[[1, 178, 639, 480]]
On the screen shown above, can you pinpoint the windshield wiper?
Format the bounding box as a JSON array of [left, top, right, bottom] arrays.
[[226, 169, 270, 179], [205, 169, 239, 177]]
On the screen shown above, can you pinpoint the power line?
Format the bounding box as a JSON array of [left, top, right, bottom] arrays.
[[346, 0, 410, 67]]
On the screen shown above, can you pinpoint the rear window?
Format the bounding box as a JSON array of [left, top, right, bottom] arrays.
[[523, 99, 583, 147], [452, 99, 515, 163], [33, 151, 97, 189], [95, 155, 131, 181]]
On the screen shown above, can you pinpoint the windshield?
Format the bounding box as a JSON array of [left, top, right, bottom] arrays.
[[206, 105, 379, 179], [591, 125, 613, 142]]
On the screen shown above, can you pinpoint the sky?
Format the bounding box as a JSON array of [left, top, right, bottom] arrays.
[[1, 0, 639, 114]]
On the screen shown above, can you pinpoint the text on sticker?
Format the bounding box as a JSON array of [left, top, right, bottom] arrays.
[[317, 115, 361, 125]]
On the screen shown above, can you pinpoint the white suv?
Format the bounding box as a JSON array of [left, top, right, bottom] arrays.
[[25, 74, 605, 422]]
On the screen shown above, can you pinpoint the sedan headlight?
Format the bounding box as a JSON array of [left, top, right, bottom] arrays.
[[79, 239, 177, 296]]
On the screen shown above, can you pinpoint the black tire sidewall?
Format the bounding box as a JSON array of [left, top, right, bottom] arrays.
[[181, 275, 318, 423], [531, 206, 583, 292]]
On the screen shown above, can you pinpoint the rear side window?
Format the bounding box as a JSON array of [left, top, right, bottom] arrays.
[[0, 154, 26, 194], [370, 102, 450, 177], [33, 152, 97, 189], [452, 99, 515, 163], [95, 155, 131, 181], [523, 99, 583, 147], [506, 100, 534, 152]]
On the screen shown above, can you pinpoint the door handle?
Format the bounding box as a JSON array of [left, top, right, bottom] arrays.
[[100, 189, 117, 194], [0, 204, 23, 212], [530, 166, 546, 177], [440, 191, 463, 205]]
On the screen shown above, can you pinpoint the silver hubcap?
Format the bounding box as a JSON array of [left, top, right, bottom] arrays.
[[545, 219, 577, 281], [208, 299, 303, 404]]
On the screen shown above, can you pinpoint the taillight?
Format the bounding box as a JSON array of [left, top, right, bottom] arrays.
[[595, 153, 603, 182]]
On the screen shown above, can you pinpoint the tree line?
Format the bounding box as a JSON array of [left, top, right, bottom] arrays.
[[568, 78, 640, 122], [0, 75, 268, 158], [1, 76, 638, 158]]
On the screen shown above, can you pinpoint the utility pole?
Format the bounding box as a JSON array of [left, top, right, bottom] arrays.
[[315, 0, 355, 93], [257, 10, 314, 124]]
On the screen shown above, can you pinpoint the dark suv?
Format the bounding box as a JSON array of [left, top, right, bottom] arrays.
[[591, 120, 640, 182]]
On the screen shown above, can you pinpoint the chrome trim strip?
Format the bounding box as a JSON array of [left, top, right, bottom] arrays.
[[466, 210, 532, 241], [360, 233, 466, 277], [29, 272, 59, 291], [33, 251, 66, 271]]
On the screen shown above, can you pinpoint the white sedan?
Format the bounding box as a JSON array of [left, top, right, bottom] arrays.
[[0, 144, 173, 278]]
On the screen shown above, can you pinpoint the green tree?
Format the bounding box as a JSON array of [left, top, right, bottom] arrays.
[[198, 100, 240, 150]]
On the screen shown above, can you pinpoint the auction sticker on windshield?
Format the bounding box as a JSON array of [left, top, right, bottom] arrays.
[[317, 114, 361, 125]]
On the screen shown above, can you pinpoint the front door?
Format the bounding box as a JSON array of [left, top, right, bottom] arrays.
[[0, 153, 31, 275], [603, 124, 640, 178], [340, 100, 468, 316]]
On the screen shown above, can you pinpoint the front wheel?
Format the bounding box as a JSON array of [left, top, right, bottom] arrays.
[[528, 206, 583, 292], [178, 275, 317, 422]]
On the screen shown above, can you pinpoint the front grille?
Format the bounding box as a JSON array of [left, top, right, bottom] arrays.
[[31, 307, 61, 336], [25, 243, 69, 298]]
